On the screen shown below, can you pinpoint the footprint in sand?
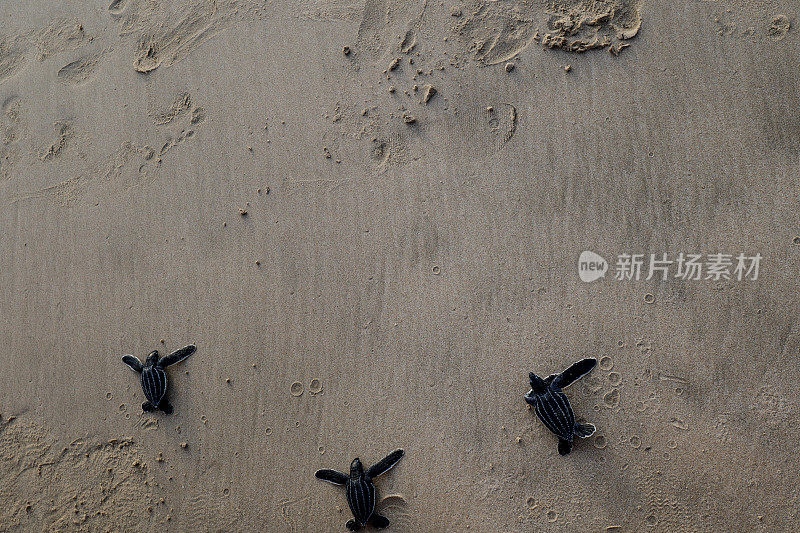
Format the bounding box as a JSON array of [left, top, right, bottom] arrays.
[[57, 51, 107, 84]]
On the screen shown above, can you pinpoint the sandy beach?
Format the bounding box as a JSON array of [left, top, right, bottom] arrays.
[[1, 0, 799, 531]]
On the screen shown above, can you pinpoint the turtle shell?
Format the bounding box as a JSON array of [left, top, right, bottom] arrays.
[[345, 476, 375, 527], [141, 365, 167, 407], [532, 386, 575, 442]]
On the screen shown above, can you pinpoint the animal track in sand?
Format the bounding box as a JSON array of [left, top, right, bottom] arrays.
[[0, 36, 29, 84], [0, 96, 25, 181], [34, 18, 89, 61], [356, 0, 429, 61], [378, 494, 417, 530], [57, 51, 107, 84], [712, 7, 795, 42], [768, 15, 791, 40], [11, 95, 207, 206], [39, 120, 73, 161], [457, 0, 643, 64], [278, 495, 313, 533], [0, 414, 162, 530], [0, 18, 90, 85], [108, 0, 129, 16], [751, 385, 795, 427], [298, 0, 365, 23], [603, 388, 620, 408], [109, 0, 259, 73], [446, 102, 519, 156], [152, 92, 193, 125], [183, 488, 243, 530], [487, 103, 517, 145]]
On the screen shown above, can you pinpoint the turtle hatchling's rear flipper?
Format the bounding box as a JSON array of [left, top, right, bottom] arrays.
[[370, 513, 390, 529], [345, 519, 361, 531], [558, 438, 573, 456], [575, 423, 596, 438], [315, 469, 349, 485], [159, 400, 174, 415], [142, 401, 155, 412], [553, 358, 597, 389], [367, 449, 404, 478], [159, 344, 196, 367], [122, 355, 143, 372]]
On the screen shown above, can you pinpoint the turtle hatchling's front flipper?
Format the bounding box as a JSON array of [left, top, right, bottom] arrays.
[[553, 358, 597, 389], [158, 344, 196, 367], [315, 469, 349, 485], [366, 449, 404, 478], [122, 355, 143, 372]]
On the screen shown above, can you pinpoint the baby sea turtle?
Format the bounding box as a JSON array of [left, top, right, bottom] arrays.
[[524, 358, 597, 455], [122, 344, 196, 414], [315, 449, 404, 530]]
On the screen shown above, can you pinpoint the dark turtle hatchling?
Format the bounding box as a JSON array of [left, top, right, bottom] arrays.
[[524, 358, 597, 455], [315, 449, 404, 531], [121, 344, 196, 414]]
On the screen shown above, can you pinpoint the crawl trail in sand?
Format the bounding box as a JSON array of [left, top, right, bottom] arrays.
[[0, 414, 161, 530], [457, 0, 643, 64]]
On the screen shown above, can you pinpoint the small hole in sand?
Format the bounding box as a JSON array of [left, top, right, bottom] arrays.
[[598, 356, 613, 370], [603, 389, 620, 408], [290, 382, 304, 396], [643, 293, 655, 304]]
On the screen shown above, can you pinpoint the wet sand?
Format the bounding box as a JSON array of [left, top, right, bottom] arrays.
[[1, 0, 799, 530]]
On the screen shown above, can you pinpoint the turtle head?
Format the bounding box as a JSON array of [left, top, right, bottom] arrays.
[[146, 350, 160, 366], [350, 458, 364, 479], [529, 372, 549, 394]]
